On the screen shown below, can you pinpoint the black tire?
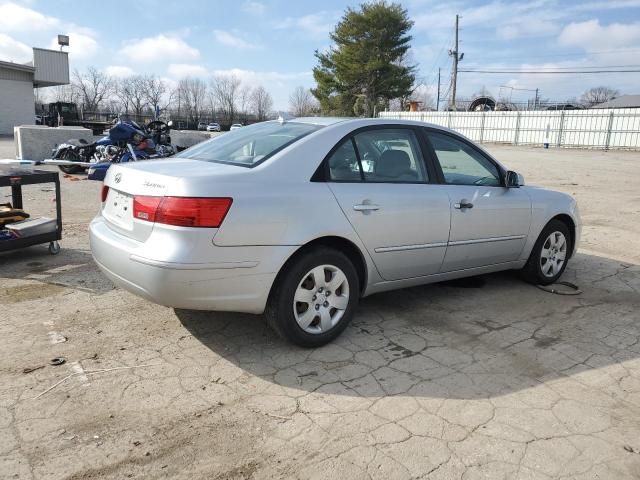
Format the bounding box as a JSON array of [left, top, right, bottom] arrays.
[[521, 219, 571, 285], [265, 247, 360, 347], [57, 148, 84, 174]]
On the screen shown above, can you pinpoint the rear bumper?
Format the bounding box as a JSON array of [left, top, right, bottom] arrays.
[[89, 216, 294, 314]]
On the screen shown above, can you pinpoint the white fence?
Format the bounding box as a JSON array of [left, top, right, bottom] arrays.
[[379, 108, 640, 150]]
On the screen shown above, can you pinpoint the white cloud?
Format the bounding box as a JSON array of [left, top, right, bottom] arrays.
[[241, 1, 266, 15], [119, 34, 200, 62], [572, 0, 640, 11], [168, 63, 209, 78], [212, 68, 310, 86], [0, 33, 31, 62], [276, 12, 338, 39], [105, 65, 135, 78], [559, 19, 640, 51], [497, 18, 560, 40], [213, 30, 260, 50], [413, 0, 565, 39], [0, 2, 59, 32], [48, 32, 98, 60]]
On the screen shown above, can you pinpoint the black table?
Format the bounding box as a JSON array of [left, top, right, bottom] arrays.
[[0, 168, 62, 254]]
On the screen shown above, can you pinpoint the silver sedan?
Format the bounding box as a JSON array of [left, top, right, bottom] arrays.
[[90, 118, 581, 347]]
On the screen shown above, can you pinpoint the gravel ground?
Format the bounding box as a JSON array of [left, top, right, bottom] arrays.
[[1, 137, 640, 479]]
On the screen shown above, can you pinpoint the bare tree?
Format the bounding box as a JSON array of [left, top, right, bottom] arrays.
[[72, 66, 114, 112], [143, 75, 167, 118], [409, 85, 435, 111], [123, 76, 148, 117], [250, 85, 273, 121], [46, 84, 79, 104], [580, 86, 619, 107], [113, 79, 131, 114], [210, 74, 241, 125], [176, 77, 208, 124], [206, 90, 217, 120], [237, 85, 251, 123], [289, 86, 316, 116]]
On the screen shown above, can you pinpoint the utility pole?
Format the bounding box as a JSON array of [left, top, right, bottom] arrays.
[[436, 68, 441, 111], [449, 15, 462, 110]]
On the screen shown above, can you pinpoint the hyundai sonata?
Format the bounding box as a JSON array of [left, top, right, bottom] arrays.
[[90, 118, 580, 347]]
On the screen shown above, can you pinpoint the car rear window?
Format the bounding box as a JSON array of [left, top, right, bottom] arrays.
[[177, 121, 322, 167]]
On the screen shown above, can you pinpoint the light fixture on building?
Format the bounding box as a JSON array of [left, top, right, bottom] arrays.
[[57, 35, 69, 51]]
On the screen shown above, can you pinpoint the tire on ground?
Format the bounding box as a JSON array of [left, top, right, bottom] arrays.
[[265, 247, 360, 348], [520, 219, 571, 285]]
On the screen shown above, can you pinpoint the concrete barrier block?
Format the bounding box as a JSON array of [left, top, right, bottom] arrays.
[[14, 125, 93, 161], [171, 130, 221, 149]]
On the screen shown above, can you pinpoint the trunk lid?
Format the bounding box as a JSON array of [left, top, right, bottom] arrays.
[[101, 159, 245, 242]]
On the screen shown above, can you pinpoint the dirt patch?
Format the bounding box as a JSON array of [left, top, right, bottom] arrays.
[[0, 282, 64, 303]]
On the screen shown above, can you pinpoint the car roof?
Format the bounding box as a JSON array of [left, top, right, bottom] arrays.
[[289, 117, 452, 131], [290, 117, 351, 126]]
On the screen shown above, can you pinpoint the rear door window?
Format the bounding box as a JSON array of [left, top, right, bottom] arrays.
[[353, 129, 428, 183], [328, 139, 363, 182]]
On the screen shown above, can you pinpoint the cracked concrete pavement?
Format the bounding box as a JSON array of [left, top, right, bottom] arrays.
[[1, 142, 640, 479]]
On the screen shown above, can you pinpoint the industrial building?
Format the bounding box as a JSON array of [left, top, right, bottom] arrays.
[[0, 47, 69, 135], [591, 95, 640, 109]]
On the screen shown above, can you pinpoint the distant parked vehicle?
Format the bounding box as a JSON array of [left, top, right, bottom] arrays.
[[206, 123, 221, 132], [230, 124, 243, 130], [197, 122, 207, 131], [90, 118, 581, 347], [40, 102, 113, 135]]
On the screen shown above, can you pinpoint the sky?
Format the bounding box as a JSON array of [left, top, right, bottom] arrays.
[[1, 0, 640, 110]]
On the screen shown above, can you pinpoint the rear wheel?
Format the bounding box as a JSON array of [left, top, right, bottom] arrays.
[[265, 248, 359, 347], [521, 219, 571, 285]]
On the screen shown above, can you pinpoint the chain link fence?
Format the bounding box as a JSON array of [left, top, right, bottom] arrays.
[[379, 109, 640, 150]]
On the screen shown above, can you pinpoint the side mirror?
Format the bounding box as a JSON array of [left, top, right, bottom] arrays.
[[505, 170, 525, 188]]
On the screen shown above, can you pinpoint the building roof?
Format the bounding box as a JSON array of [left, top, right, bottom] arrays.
[[0, 59, 35, 74], [591, 95, 640, 109]]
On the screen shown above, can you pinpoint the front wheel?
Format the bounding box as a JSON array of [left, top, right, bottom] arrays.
[[521, 219, 571, 285], [57, 149, 84, 174], [265, 247, 360, 347]]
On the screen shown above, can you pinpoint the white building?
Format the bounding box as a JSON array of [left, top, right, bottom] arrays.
[[0, 48, 69, 135]]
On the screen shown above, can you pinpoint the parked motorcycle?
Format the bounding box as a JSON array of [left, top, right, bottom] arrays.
[[48, 120, 174, 178]]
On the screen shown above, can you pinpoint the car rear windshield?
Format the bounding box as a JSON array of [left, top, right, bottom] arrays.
[[177, 121, 322, 167]]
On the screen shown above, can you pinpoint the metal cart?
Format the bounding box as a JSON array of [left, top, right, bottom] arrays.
[[0, 168, 62, 255]]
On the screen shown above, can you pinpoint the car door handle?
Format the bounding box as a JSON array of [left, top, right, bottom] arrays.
[[353, 204, 380, 212], [454, 201, 474, 209]]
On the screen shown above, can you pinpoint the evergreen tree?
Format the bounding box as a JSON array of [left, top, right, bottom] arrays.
[[312, 1, 416, 116]]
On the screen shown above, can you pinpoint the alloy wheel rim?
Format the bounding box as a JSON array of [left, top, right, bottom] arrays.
[[293, 264, 349, 334], [540, 231, 567, 278]]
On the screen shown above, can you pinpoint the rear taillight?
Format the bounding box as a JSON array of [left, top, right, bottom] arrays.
[[133, 196, 162, 222], [133, 196, 232, 228], [101, 184, 109, 203]]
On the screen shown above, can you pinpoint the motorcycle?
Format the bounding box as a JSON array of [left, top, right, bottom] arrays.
[[47, 120, 174, 179]]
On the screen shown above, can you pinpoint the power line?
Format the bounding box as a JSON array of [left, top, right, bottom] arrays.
[[485, 64, 640, 70], [459, 69, 640, 74], [473, 47, 640, 62]]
